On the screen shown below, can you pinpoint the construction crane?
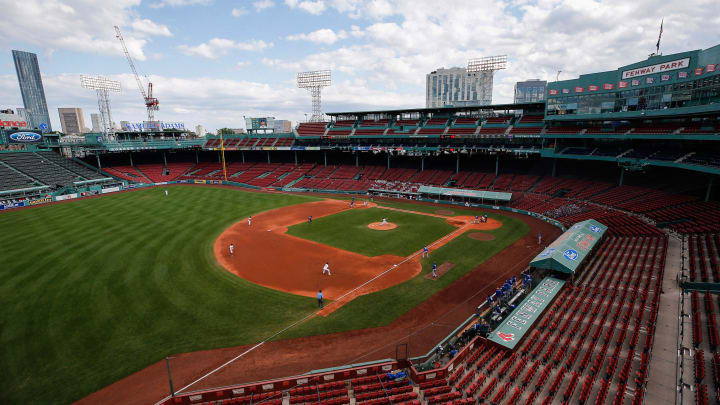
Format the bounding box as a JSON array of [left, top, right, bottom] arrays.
[[114, 25, 159, 125]]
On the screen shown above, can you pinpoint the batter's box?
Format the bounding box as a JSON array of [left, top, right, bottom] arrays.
[[424, 262, 455, 280]]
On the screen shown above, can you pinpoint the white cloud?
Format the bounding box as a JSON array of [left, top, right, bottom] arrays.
[[178, 38, 273, 58], [253, 0, 275, 11], [231, 7, 248, 16], [0, 1, 174, 61], [285, 0, 326, 15], [130, 19, 173, 37], [150, 0, 211, 8], [287, 29, 348, 44]]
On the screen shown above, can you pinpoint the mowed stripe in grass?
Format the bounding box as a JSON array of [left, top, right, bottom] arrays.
[[277, 213, 529, 339], [286, 207, 456, 257], [0, 187, 318, 405]]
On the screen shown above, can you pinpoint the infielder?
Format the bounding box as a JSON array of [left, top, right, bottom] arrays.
[[248, 216, 252, 226], [422, 246, 429, 258], [322, 262, 331, 275], [229, 243, 234, 255]]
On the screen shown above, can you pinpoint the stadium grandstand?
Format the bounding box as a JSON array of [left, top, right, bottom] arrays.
[[3, 43, 720, 405]]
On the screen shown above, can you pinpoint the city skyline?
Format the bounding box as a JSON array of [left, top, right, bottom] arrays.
[[1, 1, 719, 133], [12, 50, 52, 131]]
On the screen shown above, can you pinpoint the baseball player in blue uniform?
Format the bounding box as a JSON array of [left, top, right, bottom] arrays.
[[432, 263, 437, 278], [422, 246, 429, 258]]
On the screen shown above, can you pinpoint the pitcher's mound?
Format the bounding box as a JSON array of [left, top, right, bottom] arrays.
[[368, 222, 397, 230], [468, 232, 496, 241]]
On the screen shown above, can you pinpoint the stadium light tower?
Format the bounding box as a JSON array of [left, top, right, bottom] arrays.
[[80, 75, 121, 136], [467, 55, 507, 105], [297, 70, 331, 122]]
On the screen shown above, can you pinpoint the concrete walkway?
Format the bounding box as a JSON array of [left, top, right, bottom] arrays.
[[645, 235, 682, 405]]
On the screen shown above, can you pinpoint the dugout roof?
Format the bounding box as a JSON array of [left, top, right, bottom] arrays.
[[529, 219, 607, 274]]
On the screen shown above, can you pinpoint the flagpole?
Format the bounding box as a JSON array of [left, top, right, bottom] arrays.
[[656, 19, 663, 55]]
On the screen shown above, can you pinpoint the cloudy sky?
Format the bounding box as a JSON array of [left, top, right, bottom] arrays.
[[1, 0, 719, 133]]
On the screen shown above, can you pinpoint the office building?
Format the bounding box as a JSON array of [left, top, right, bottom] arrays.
[[12, 50, 52, 131], [58, 107, 86, 135], [273, 120, 292, 132], [90, 113, 102, 133], [514, 79, 547, 103], [426, 67, 494, 108]]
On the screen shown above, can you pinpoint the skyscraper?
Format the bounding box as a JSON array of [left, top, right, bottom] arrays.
[[426, 67, 494, 108], [58, 108, 85, 135], [12, 50, 52, 131]]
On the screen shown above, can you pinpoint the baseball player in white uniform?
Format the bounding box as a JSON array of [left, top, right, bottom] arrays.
[[322, 262, 331, 275], [164, 190, 168, 196], [229, 243, 234, 255], [248, 216, 252, 226]]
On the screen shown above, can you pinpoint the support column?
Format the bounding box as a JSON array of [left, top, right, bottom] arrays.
[[218, 151, 221, 163], [355, 154, 359, 167], [195, 150, 199, 164], [619, 169, 625, 186], [324, 151, 327, 167], [242, 151, 245, 164], [706, 176, 714, 202], [421, 156, 425, 171], [456, 154, 459, 173], [552, 158, 557, 177], [267, 151, 271, 164], [96, 154, 101, 170], [129, 152, 133, 166], [294, 151, 298, 165], [495, 154, 499, 177], [163, 151, 167, 166], [387, 154, 390, 169]]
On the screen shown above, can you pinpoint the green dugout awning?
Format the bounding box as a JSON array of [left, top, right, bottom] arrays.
[[489, 276, 565, 350], [529, 219, 607, 274], [418, 185, 512, 202]]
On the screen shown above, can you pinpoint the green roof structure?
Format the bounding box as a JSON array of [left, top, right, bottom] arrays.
[[417, 185, 512, 202], [529, 219, 607, 274]]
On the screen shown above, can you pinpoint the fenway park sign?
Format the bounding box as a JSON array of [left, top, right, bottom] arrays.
[[622, 57, 690, 79]]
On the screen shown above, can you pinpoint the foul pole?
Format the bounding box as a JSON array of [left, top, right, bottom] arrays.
[[219, 132, 228, 181]]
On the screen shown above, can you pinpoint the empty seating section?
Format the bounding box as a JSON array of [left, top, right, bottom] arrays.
[[687, 290, 720, 405], [647, 201, 720, 233], [509, 127, 543, 135], [354, 129, 386, 136], [0, 152, 108, 189], [0, 163, 39, 191], [332, 120, 355, 127], [104, 166, 150, 183], [297, 122, 328, 136], [136, 163, 195, 183], [274, 137, 294, 147]]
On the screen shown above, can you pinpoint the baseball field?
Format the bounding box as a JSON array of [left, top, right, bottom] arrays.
[[0, 185, 540, 405]]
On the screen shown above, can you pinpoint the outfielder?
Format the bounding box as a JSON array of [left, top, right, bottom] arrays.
[[164, 189, 168, 196], [322, 262, 332, 275]]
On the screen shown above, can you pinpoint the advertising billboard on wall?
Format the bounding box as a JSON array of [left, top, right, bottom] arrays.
[[7, 129, 43, 143]]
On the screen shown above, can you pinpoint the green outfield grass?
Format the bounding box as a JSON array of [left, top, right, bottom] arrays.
[[0, 187, 529, 405], [286, 207, 456, 256], [277, 213, 530, 340], [0, 187, 319, 405]]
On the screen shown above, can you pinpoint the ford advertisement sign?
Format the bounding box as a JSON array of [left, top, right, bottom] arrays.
[[8, 131, 43, 143]]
